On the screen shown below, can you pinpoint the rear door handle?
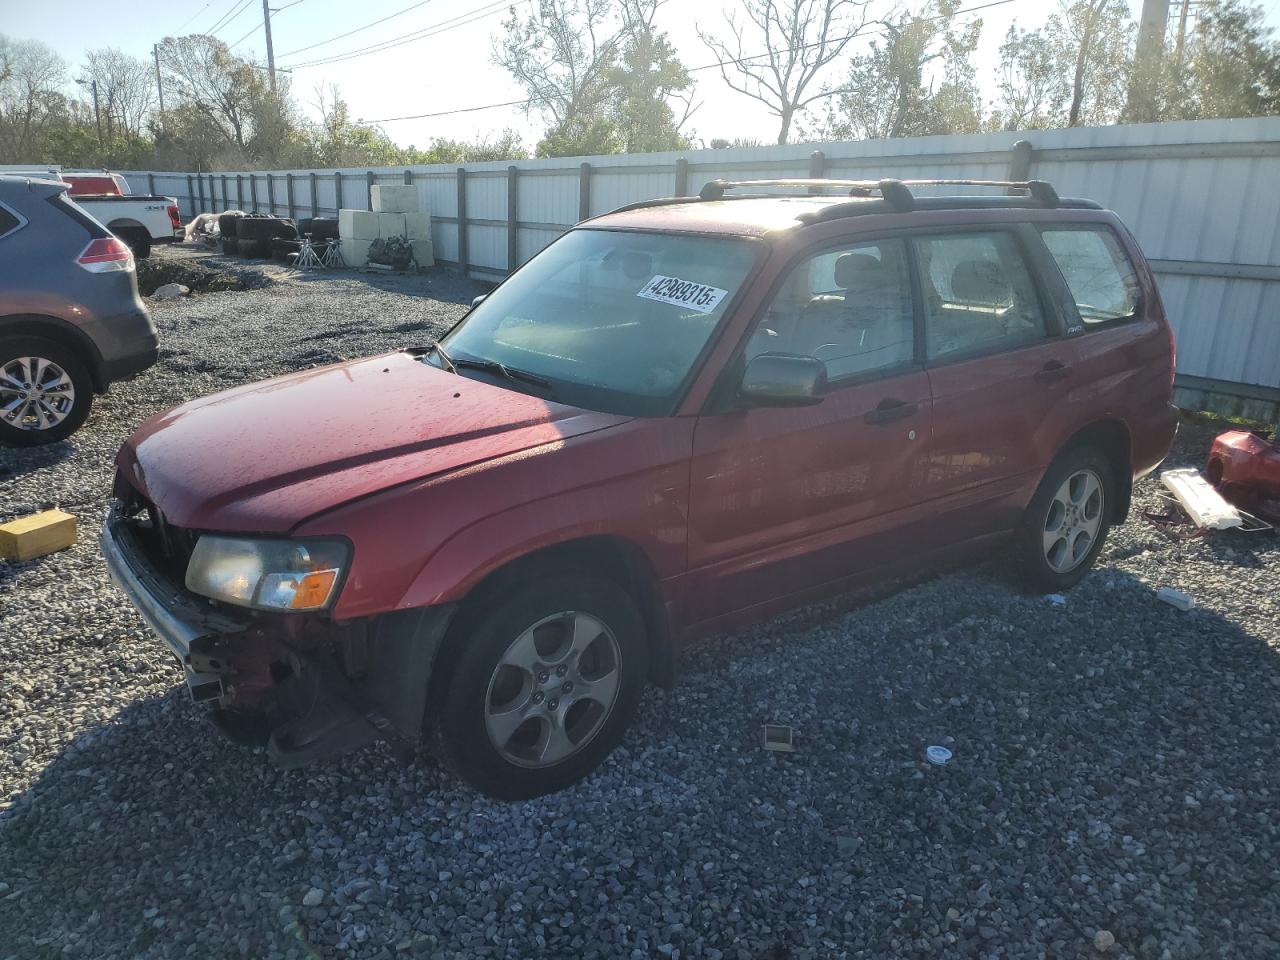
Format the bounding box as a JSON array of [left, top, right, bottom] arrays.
[[1034, 360, 1072, 384], [864, 398, 918, 425]]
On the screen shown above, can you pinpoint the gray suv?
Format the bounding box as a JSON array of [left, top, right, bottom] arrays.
[[0, 175, 158, 445]]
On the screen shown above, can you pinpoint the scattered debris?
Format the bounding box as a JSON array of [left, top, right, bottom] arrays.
[[924, 745, 953, 765], [1208, 429, 1280, 525], [0, 508, 77, 561], [151, 282, 190, 300], [761, 724, 795, 752], [135, 256, 273, 297], [1161, 468, 1243, 530], [1157, 587, 1195, 611], [1044, 593, 1067, 607], [1093, 929, 1116, 952]]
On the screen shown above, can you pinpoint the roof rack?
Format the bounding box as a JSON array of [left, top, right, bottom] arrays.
[[697, 177, 1062, 211]]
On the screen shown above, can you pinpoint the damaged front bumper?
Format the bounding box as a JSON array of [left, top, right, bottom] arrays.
[[101, 505, 455, 767]]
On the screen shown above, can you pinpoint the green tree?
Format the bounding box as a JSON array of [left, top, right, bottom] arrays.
[[0, 36, 71, 163], [606, 0, 696, 152], [816, 0, 983, 141], [992, 24, 1066, 130], [1160, 0, 1280, 120]]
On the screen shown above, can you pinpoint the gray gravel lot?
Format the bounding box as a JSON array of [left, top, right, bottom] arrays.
[[1, 250, 1278, 959]]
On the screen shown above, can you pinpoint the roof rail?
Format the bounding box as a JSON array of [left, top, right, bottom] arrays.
[[698, 177, 1062, 211]]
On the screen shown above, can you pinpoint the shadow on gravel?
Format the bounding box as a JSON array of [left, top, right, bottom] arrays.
[[2, 567, 1279, 958], [0, 439, 75, 482]]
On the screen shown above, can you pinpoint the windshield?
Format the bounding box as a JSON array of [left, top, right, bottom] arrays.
[[439, 228, 760, 416]]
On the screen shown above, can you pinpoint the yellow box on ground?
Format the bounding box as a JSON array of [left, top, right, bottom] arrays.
[[0, 509, 78, 561]]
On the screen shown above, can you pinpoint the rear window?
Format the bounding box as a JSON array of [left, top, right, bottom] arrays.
[[0, 205, 19, 239], [1040, 227, 1140, 326]]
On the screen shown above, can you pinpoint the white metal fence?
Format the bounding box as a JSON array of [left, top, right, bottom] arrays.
[[121, 117, 1280, 411]]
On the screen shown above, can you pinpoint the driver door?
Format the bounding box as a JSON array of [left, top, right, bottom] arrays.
[[683, 237, 934, 628]]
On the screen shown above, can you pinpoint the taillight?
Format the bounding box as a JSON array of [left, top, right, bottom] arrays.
[[167, 204, 181, 228], [77, 237, 133, 273]]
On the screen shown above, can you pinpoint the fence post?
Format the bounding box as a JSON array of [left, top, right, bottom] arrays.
[[366, 170, 375, 210], [507, 164, 519, 273], [286, 173, 295, 219], [186, 175, 194, 217], [578, 162, 592, 221], [334, 171, 343, 213], [309, 172, 318, 216], [249, 174, 258, 212], [403, 169, 413, 185], [221, 175, 228, 208], [675, 157, 689, 198], [808, 150, 826, 194], [237, 175, 245, 208], [147, 172, 156, 196], [196, 173, 205, 213], [1007, 139, 1034, 194], [456, 167, 468, 275], [265, 174, 275, 215]]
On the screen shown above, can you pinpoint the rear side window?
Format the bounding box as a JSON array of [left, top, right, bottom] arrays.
[[914, 232, 1047, 361], [1041, 227, 1140, 326], [0, 205, 19, 239]]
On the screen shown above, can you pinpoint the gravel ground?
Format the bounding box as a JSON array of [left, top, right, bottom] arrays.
[[2, 250, 1279, 959]]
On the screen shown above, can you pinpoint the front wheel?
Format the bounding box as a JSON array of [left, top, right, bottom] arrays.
[[1012, 445, 1116, 592], [0, 337, 94, 446], [432, 574, 649, 800]]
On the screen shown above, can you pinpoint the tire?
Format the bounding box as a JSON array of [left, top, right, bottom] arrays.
[[432, 574, 649, 800], [115, 227, 150, 259], [218, 214, 242, 239], [301, 217, 338, 241], [221, 236, 239, 256], [0, 336, 94, 446], [1011, 445, 1116, 593]]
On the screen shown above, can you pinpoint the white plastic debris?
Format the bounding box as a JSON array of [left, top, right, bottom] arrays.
[[1160, 468, 1243, 530], [151, 282, 190, 300], [1157, 587, 1195, 611], [924, 745, 953, 765], [1044, 593, 1067, 607]]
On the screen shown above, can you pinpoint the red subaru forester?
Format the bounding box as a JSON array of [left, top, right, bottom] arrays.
[[103, 178, 1177, 798]]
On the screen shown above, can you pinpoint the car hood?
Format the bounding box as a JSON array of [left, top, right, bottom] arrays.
[[117, 350, 630, 532]]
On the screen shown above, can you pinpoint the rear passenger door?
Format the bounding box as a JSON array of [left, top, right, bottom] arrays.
[[915, 225, 1079, 540]]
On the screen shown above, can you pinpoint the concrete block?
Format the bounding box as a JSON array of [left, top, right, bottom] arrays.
[[0, 509, 77, 561], [374, 212, 406, 238], [403, 212, 432, 241], [338, 209, 381, 241], [411, 239, 435, 267], [371, 184, 419, 214], [344, 237, 374, 267]]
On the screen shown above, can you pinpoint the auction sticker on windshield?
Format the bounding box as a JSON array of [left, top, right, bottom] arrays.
[[637, 275, 730, 315]]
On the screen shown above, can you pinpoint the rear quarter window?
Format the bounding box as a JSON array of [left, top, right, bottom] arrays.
[[1040, 226, 1140, 327], [0, 205, 20, 239]]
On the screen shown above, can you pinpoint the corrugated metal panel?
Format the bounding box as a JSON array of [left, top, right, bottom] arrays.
[[118, 116, 1280, 391]]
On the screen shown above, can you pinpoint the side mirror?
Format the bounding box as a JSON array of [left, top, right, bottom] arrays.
[[739, 354, 827, 407], [470, 294, 487, 309]]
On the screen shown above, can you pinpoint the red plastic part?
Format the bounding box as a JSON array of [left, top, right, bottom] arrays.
[[1207, 429, 1280, 522]]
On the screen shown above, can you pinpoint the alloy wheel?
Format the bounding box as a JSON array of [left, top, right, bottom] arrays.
[[0, 356, 76, 432], [484, 610, 622, 769], [1042, 468, 1105, 573]]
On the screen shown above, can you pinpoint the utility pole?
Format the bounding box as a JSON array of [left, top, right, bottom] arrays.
[[77, 78, 103, 146], [1124, 0, 1171, 123], [262, 0, 277, 93], [152, 45, 166, 132]]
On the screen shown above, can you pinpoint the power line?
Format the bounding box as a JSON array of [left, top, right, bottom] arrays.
[[355, 0, 1016, 124], [173, 0, 220, 36], [276, 0, 438, 59], [280, 0, 514, 68], [209, 0, 256, 37], [229, 0, 306, 50], [202, 0, 245, 36]]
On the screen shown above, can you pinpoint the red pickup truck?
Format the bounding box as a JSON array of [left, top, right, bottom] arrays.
[[103, 177, 1178, 799]]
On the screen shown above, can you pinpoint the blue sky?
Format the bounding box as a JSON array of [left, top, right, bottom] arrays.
[[5, 0, 1278, 149]]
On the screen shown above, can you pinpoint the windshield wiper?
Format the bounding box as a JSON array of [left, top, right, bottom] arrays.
[[427, 342, 457, 374], [426, 343, 553, 395]]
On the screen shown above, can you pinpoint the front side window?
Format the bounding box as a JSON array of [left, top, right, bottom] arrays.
[[914, 232, 1047, 361], [1041, 226, 1140, 325], [744, 238, 916, 381], [441, 228, 759, 416]]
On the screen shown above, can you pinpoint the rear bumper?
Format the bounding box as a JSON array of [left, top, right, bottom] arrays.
[[101, 338, 158, 384], [93, 305, 158, 388]]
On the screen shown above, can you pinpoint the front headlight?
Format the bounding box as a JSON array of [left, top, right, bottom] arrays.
[[185, 536, 350, 612]]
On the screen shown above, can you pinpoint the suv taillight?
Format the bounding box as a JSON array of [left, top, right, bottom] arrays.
[[167, 204, 181, 228], [77, 237, 133, 273]]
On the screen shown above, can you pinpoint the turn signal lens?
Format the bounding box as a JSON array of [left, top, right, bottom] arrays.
[[185, 536, 350, 612]]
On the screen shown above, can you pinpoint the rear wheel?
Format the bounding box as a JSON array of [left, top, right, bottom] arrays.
[[432, 574, 648, 800], [1012, 445, 1115, 592], [0, 336, 93, 446], [115, 227, 150, 259]]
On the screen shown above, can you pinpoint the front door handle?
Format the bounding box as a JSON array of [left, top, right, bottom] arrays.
[[864, 398, 918, 425], [1034, 360, 1072, 384]]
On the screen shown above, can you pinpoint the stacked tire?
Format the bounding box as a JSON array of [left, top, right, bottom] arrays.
[[218, 213, 242, 256], [237, 216, 298, 259]]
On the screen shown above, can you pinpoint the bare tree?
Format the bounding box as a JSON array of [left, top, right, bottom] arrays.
[[697, 0, 873, 144], [82, 48, 155, 141], [0, 36, 69, 161]]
